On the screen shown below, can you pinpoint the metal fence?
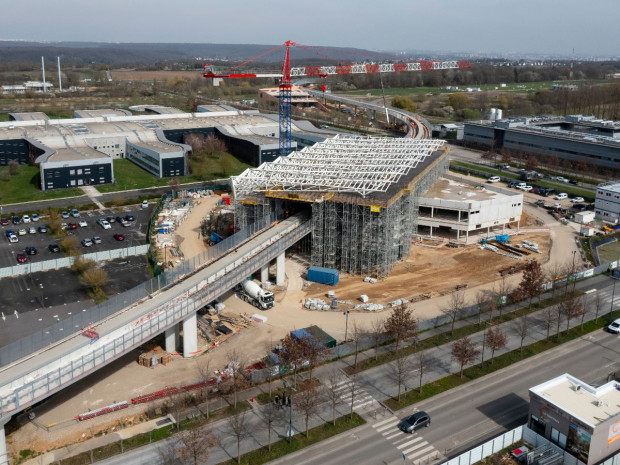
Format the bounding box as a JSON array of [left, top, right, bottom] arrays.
[[441, 426, 587, 465], [0, 245, 150, 279], [0, 213, 276, 368], [1, 218, 312, 416]]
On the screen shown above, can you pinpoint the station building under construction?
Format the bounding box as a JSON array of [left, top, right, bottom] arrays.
[[232, 135, 449, 277]]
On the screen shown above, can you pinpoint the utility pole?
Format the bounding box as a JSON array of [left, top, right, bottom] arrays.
[[379, 73, 390, 125]]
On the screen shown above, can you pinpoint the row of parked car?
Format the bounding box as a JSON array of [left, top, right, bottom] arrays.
[[97, 214, 135, 229]]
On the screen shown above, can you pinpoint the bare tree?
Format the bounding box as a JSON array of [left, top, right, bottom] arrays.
[[195, 358, 212, 418], [294, 385, 325, 438], [60, 236, 80, 256], [347, 372, 361, 419], [260, 402, 282, 452], [475, 290, 494, 324], [157, 442, 179, 465], [176, 425, 219, 465], [302, 335, 330, 381], [389, 352, 414, 402], [495, 276, 510, 317], [513, 316, 530, 352], [350, 320, 365, 370], [451, 336, 480, 377], [80, 268, 109, 295], [280, 334, 309, 388], [228, 410, 248, 464], [547, 263, 563, 299], [580, 295, 590, 329], [413, 351, 433, 394], [442, 289, 467, 335], [554, 304, 564, 336], [593, 291, 603, 321], [324, 369, 345, 426], [485, 326, 508, 364], [369, 317, 385, 361], [539, 307, 554, 340], [225, 349, 248, 408], [519, 260, 545, 307], [560, 295, 585, 331], [384, 304, 418, 353], [168, 177, 180, 197]]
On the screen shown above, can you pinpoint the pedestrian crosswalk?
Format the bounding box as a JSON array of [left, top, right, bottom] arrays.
[[372, 416, 441, 463], [331, 379, 375, 411]]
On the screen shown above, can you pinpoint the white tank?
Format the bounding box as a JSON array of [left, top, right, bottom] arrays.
[[496, 109, 503, 120], [488, 108, 497, 121]]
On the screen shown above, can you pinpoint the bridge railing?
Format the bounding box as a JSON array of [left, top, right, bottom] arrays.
[[0, 213, 275, 368], [1, 219, 311, 417]]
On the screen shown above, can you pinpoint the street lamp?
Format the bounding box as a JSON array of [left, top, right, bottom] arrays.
[[343, 310, 350, 342], [283, 380, 296, 444], [480, 321, 491, 366], [610, 275, 618, 322]]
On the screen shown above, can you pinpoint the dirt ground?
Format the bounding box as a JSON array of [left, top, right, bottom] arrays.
[[110, 70, 201, 82], [173, 194, 223, 260], [8, 190, 580, 461]]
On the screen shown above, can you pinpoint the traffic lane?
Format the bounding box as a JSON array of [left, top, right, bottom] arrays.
[[0, 207, 149, 266]]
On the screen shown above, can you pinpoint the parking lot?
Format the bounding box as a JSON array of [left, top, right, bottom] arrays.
[[0, 206, 152, 267]]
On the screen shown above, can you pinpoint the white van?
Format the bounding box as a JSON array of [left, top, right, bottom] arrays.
[[555, 193, 568, 200], [516, 182, 527, 190], [487, 176, 501, 183]]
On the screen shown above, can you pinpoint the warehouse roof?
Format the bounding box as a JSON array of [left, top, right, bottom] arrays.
[[232, 135, 446, 199]]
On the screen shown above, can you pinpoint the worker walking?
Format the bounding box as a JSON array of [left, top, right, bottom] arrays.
[[274, 394, 280, 409]]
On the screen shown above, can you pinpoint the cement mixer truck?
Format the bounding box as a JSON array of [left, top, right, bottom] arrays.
[[237, 280, 274, 310]]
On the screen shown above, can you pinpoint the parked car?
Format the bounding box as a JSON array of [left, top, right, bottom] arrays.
[[28, 226, 36, 234], [38, 225, 48, 233], [507, 181, 518, 188], [18, 228, 27, 236], [31, 213, 39, 222], [556, 176, 568, 183], [70, 209, 80, 218], [516, 182, 527, 190], [16, 253, 27, 263], [106, 216, 116, 223], [572, 203, 588, 211], [398, 411, 431, 433], [487, 176, 501, 183], [0, 217, 8, 226], [8, 234, 18, 243], [25, 246, 37, 255], [536, 199, 545, 206], [141, 200, 149, 208], [78, 220, 88, 228], [115, 216, 125, 224], [125, 214, 135, 222], [22, 215, 30, 223], [571, 197, 585, 203], [97, 219, 111, 229], [68, 222, 78, 230], [555, 193, 568, 200], [12, 216, 21, 225], [521, 185, 533, 192], [113, 233, 125, 241], [48, 243, 60, 253], [81, 238, 93, 247], [569, 179, 579, 185], [608, 319, 620, 334], [5, 229, 14, 238], [61, 211, 70, 219], [543, 173, 553, 179], [92, 236, 102, 244]]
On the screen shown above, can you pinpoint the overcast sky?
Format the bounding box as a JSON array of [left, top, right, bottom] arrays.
[[2, 0, 617, 57]]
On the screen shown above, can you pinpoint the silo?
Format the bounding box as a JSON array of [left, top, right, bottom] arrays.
[[488, 108, 497, 121], [496, 109, 503, 120]]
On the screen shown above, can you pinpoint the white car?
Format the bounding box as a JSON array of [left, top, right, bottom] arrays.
[[521, 185, 533, 192], [608, 318, 620, 334], [141, 200, 149, 208], [97, 219, 111, 230], [31, 213, 39, 222], [487, 176, 501, 183], [22, 215, 30, 223], [78, 220, 88, 228], [28, 226, 36, 234], [555, 193, 568, 200], [571, 197, 584, 203], [81, 238, 93, 247], [556, 176, 568, 183], [71, 209, 80, 218]]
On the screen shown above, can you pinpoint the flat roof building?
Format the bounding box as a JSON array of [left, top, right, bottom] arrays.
[[529, 373, 620, 465], [595, 182, 620, 223]]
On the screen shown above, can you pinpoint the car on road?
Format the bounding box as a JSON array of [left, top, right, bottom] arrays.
[[38, 225, 48, 233], [70, 209, 80, 218], [97, 219, 111, 229], [125, 214, 135, 222], [22, 215, 30, 223], [78, 220, 88, 228], [92, 236, 102, 244], [556, 176, 568, 183], [113, 233, 125, 241], [25, 246, 37, 255], [28, 226, 36, 234], [61, 211, 70, 219], [398, 411, 431, 433], [12, 216, 21, 225], [571, 197, 585, 203], [48, 243, 60, 253], [68, 222, 78, 230], [18, 228, 26, 236], [141, 200, 149, 208], [0, 217, 8, 226], [487, 176, 501, 183], [569, 179, 579, 185], [81, 238, 93, 247], [31, 213, 39, 222], [16, 253, 27, 263], [608, 318, 620, 334]]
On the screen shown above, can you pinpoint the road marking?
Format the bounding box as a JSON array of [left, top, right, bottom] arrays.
[[397, 437, 423, 449], [408, 445, 435, 461], [384, 431, 402, 440], [376, 421, 399, 433], [402, 440, 428, 455], [373, 417, 396, 428]]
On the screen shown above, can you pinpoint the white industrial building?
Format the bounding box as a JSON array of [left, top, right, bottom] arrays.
[[595, 182, 620, 223], [417, 176, 523, 243]]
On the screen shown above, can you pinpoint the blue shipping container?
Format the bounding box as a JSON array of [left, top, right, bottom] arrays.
[[307, 266, 339, 285]]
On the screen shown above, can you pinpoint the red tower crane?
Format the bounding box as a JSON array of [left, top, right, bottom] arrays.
[[203, 41, 471, 158]]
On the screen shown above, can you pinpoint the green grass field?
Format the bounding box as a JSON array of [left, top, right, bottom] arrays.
[[0, 165, 84, 205]]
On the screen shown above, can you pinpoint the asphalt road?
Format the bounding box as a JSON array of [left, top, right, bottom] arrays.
[[279, 330, 619, 465]]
